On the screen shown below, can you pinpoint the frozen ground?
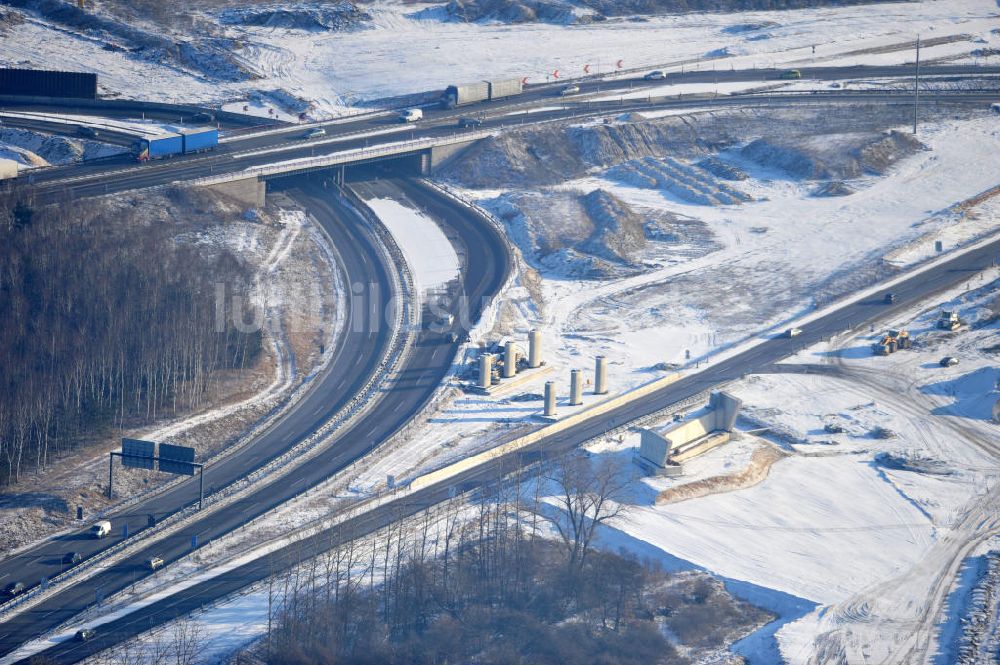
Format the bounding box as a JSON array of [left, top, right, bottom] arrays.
[[0, 126, 123, 169], [425, 112, 1000, 441], [566, 270, 1000, 663], [0, 1, 997, 116]]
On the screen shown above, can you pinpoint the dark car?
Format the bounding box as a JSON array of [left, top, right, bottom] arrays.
[[457, 116, 483, 128], [77, 126, 100, 139], [884, 292, 896, 304], [5, 581, 25, 597], [76, 628, 95, 641], [64, 551, 83, 565]]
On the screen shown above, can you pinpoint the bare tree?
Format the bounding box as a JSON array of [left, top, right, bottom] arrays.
[[170, 617, 206, 665], [545, 454, 632, 570]]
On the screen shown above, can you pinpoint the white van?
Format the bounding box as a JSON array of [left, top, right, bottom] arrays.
[[399, 108, 423, 123], [91, 520, 112, 538]]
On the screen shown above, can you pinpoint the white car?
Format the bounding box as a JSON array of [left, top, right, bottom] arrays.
[[302, 127, 326, 139], [643, 70, 666, 81], [785, 327, 803, 338], [559, 85, 580, 96], [399, 108, 423, 123]]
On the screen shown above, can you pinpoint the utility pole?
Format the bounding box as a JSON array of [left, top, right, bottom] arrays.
[[913, 34, 921, 135]]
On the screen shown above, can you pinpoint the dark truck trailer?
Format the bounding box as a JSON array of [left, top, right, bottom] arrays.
[[0, 68, 97, 99], [441, 78, 523, 108]]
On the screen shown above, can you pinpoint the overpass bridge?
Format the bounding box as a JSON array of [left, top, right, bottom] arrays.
[[188, 131, 488, 206]]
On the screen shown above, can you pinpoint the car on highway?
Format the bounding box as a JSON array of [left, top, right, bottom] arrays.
[[643, 70, 666, 80], [4, 581, 25, 597], [992, 102, 1000, 114], [785, 327, 803, 338], [146, 556, 164, 571], [77, 126, 100, 139], [91, 520, 111, 538], [75, 628, 95, 641], [780, 69, 802, 80], [64, 551, 82, 566], [457, 116, 483, 128], [302, 127, 326, 139], [559, 84, 581, 96], [940, 356, 959, 367], [399, 108, 423, 123], [884, 292, 897, 304]]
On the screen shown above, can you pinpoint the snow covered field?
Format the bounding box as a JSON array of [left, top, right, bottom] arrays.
[[1, 1, 998, 116]]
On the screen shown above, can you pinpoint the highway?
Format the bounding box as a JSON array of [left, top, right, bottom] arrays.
[[8, 63, 999, 198], [0, 183, 394, 611], [0, 62, 997, 660], [13, 86, 997, 208], [12, 219, 998, 665], [0, 177, 510, 661]]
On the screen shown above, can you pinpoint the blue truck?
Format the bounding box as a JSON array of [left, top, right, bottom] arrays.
[[134, 127, 218, 161]]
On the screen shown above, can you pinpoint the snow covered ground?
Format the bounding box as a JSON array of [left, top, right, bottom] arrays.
[[5, 0, 1000, 661], [363, 196, 461, 292], [563, 269, 1000, 663], [1, 0, 998, 117]]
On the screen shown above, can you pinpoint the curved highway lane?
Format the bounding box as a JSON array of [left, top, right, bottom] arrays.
[[0, 180, 396, 625], [0, 179, 511, 662]]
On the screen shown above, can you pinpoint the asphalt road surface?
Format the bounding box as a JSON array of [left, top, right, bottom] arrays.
[[14, 225, 998, 665]]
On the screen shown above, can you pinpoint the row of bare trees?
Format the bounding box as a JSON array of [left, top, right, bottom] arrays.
[[245, 456, 675, 665], [0, 191, 261, 484]]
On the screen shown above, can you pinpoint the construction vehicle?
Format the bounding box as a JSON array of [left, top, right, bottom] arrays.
[[938, 310, 961, 331], [889, 329, 911, 349], [872, 329, 910, 355]]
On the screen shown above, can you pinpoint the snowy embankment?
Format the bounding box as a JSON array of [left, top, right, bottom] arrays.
[[362, 197, 460, 293]]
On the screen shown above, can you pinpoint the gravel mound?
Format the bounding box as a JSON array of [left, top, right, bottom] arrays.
[[874, 452, 953, 475], [218, 2, 370, 31], [740, 130, 924, 180], [443, 0, 576, 23], [489, 189, 649, 279], [813, 180, 856, 197], [609, 155, 752, 205]]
